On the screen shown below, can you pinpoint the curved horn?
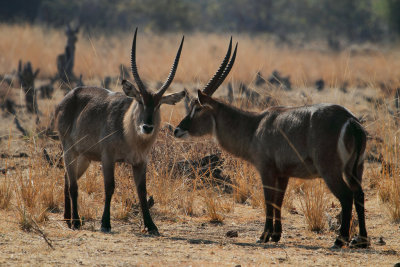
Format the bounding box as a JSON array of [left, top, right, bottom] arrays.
[[202, 37, 232, 96], [213, 42, 238, 91], [130, 28, 147, 95], [157, 36, 184, 97]]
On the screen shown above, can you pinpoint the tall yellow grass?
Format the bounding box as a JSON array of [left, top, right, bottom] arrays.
[[2, 24, 400, 88]]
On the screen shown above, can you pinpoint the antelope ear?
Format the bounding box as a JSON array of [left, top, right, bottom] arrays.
[[122, 79, 141, 100], [160, 91, 185, 105], [197, 90, 215, 106]]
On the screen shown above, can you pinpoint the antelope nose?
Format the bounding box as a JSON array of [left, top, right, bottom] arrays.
[[174, 128, 179, 137], [142, 124, 154, 134]]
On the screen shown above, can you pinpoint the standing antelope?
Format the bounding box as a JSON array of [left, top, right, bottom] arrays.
[[174, 39, 369, 248], [56, 28, 185, 234]]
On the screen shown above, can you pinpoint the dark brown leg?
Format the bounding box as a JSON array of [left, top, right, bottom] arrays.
[[350, 163, 369, 248], [132, 163, 159, 235], [322, 172, 353, 248], [100, 158, 115, 233], [64, 153, 90, 230], [271, 177, 289, 242], [64, 173, 72, 228], [69, 177, 81, 229], [258, 169, 276, 243]]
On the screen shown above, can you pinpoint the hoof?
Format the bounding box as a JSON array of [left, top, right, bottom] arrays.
[[332, 236, 348, 249], [72, 219, 82, 230], [100, 226, 112, 233], [271, 233, 281, 243], [65, 220, 72, 229], [349, 236, 369, 248], [147, 228, 160, 236], [257, 231, 271, 243]]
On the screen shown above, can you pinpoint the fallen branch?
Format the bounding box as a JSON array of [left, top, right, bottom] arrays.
[[31, 219, 55, 250]]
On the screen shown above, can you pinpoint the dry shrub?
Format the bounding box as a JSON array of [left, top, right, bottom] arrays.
[[114, 164, 138, 221], [282, 180, 296, 212], [16, 206, 34, 232], [78, 193, 98, 222], [113, 202, 131, 221], [233, 179, 251, 204], [12, 140, 65, 228], [386, 179, 400, 222], [150, 163, 180, 214], [250, 182, 265, 211], [195, 165, 233, 219], [16, 171, 37, 209], [177, 185, 196, 216], [299, 180, 328, 232], [149, 160, 199, 217], [40, 180, 62, 213], [82, 164, 102, 195], [0, 177, 13, 210], [379, 173, 400, 222], [374, 106, 400, 222], [225, 159, 255, 204], [202, 188, 224, 223], [15, 172, 48, 224], [15, 195, 48, 231]]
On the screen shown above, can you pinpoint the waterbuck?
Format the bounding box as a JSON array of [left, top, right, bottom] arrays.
[[55, 28, 185, 234], [174, 39, 368, 248]]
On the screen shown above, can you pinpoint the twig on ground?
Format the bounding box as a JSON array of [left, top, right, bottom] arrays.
[[31, 219, 55, 250]]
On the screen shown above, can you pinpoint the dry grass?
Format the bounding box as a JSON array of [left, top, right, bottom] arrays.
[[11, 140, 63, 228], [113, 164, 138, 221], [282, 180, 296, 212], [365, 101, 400, 223], [299, 180, 329, 232], [376, 140, 400, 222], [202, 188, 225, 223], [0, 177, 13, 210], [2, 24, 400, 89]]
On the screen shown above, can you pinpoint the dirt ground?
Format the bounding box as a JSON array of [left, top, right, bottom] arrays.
[[0, 180, 398, 266]]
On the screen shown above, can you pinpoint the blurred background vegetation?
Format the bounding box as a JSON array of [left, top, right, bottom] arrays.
[[2, 0, 400, 47]]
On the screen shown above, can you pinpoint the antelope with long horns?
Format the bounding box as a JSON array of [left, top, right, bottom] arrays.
[[56, 28, 185, 234], [174, 39, 369, 248]]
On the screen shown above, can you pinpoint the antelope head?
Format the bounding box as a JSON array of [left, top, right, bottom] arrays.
[[123, 28, 185, 136], [174, 38, 237, 138]]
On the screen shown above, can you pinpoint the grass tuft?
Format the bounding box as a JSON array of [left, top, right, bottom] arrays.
[[299, 180, 328, 232]]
